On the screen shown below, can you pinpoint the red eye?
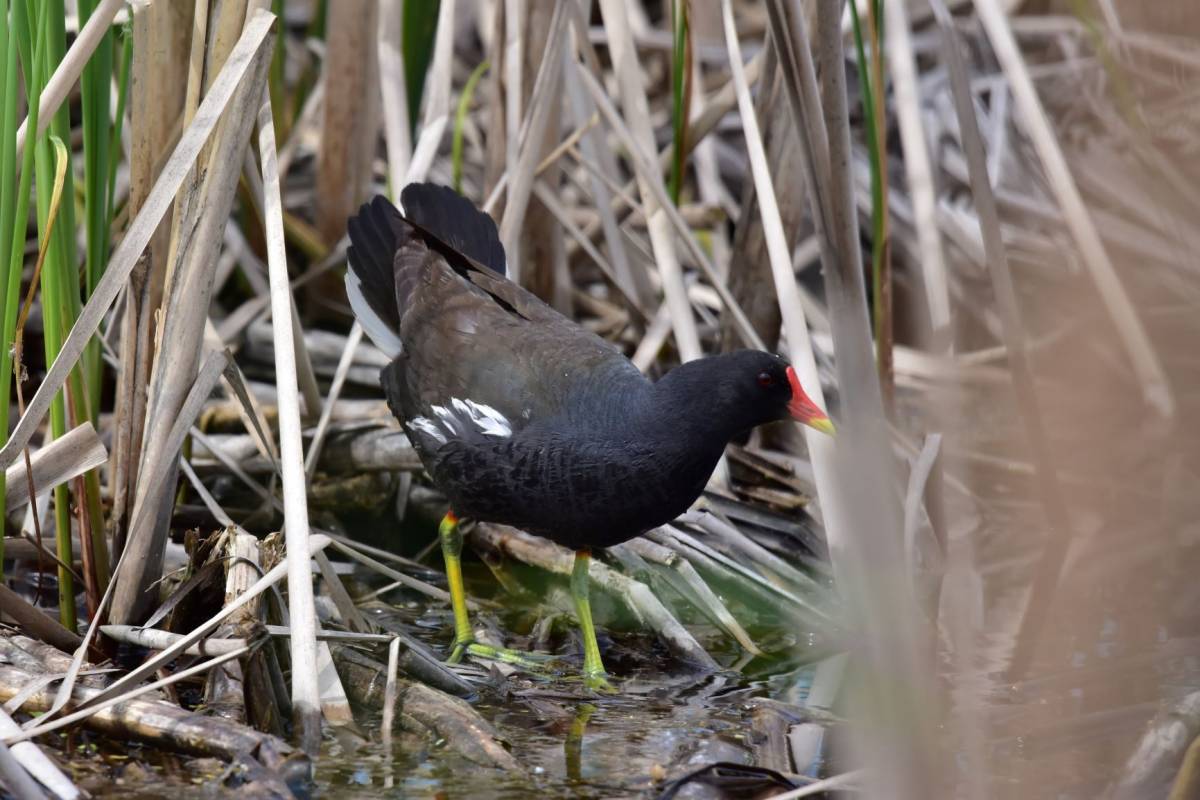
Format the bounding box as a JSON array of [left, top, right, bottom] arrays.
[[757, 371, 774, 388]]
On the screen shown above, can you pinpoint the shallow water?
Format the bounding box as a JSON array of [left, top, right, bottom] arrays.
[[314, 562, 823, 798], [925, 288, 1200, 798]]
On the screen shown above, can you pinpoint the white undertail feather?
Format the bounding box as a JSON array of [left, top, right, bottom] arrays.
[[408, 399, 512, 447], [345, 269, 403, 358]]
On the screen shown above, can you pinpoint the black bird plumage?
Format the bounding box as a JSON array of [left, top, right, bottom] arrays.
[[346, 184, 807, 549]]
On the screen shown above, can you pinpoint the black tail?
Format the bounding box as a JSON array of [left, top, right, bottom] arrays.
[[345, 185, 507, 356], [400, 183, 507, 276], [346, 195, 407, 335]]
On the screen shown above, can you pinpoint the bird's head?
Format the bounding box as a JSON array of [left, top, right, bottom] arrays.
[[661, 350, 835, 438]]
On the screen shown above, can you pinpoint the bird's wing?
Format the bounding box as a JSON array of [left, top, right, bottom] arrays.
[[385, 240, 646, 449]]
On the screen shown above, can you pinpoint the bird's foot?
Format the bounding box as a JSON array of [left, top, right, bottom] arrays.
[[581, 669, 617, 694], [448, 638, 555, 672]]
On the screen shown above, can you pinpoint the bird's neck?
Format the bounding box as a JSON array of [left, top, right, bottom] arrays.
[[565, 360, 740, 474], [644, 361, 746, 446], [618, 367, 740, 478]]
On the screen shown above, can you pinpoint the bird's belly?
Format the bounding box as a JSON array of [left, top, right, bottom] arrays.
[[428, 439, 709, 550]]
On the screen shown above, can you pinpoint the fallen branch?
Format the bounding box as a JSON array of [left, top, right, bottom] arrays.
[[0, 662, 307, 784]]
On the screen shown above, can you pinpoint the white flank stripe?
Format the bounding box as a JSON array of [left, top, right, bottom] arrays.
[[431, 405, 460, 435], [454, 398, 512, 437], [410, 399, 513, 445]]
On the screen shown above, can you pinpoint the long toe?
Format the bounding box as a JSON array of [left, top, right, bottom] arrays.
[[464, 641, 558, 672]]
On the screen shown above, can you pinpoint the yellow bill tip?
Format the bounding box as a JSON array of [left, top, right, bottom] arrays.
[[807, 416, 836, 437]]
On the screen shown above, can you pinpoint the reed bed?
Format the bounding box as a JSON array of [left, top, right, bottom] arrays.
[[0, 1, 1194, 797]]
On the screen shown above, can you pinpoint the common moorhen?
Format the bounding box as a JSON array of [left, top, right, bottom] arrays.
[[346, 183, 833, 689]]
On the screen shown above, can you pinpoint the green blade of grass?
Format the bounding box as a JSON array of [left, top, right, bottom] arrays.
[[451, 59, 489, 193], [0, 0, 26, 579], [106, 19, 131, 221], [16, 0, 110, 622], [848, 0, 890, 403], [402, 0, 441, 135], [77, 0, 114, 418], [668, 0, 691, 205], [13, 0, 80, 629]]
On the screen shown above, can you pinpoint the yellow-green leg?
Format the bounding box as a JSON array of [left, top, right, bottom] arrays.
[[439, 512, 550, 670], [440, 512, 474, 664], [571, 549, 614, 692]]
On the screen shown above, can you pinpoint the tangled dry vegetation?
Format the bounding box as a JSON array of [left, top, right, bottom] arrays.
[[0, 0, 1196, 798]]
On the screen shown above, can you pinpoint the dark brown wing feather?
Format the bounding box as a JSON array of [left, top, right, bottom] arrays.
[[388, 236, 644, 432]]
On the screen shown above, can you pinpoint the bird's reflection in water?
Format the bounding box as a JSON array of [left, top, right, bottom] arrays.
[[564, 703, 597, 783]]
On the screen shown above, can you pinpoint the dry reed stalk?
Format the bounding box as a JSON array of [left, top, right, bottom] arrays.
[[381, 637, 401, 755], [508, 0, 569, 309], [931, 0, 1075, 684], [314, 640, 355, 728], [0, 661, 303, 774], [112, 0, 192, 520], [420, 0, 457, 135], [0, 13, 275, 473], [256, 86, 322, 752], [377, 1, 411, 194], [304, 322, 364, 480], [402, 3, 455, 187], [0, 584, 83, 654], [884, 0, 952, 352], [201, 0, 252, 97], [560, 50, 648, 307], [721, 42, 786, 351], [73, 532, 332, 719], [0, 734, 44, 800], [530, 182, 647, 319], [216, 352, 282, 472], [769, 770, 862, 800], [113, 0, 193, 553], [882, 0, 951, 638], [501, 0, 523, 196], [3, 423, 106, 510], [100, 624, 393, 654], [116, 0, 193, 550], [754, 1, 938, 792], [573, 66, 765, 352], [203, 530, 263, 725], [26, 345, 222, 728], [973, 0, 1173, 418], [0, 708, 77, 799], [566, 40, 763, 253], [112, 14, 275, 625], [594, 0, 702, 362], [314, 0, 379, 245]]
